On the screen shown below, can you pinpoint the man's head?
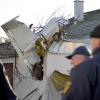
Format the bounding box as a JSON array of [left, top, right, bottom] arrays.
[[90, 25, 100, 49], [66, 46, 90, 66]]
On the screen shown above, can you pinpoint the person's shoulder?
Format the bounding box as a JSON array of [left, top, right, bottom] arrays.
[[93, 53, 100, 63], [80, 58, 94, 67], [72, 58, 95, 75], [75, 58, 93, 68]]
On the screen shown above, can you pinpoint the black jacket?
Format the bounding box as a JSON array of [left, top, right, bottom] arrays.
[[0, 63, 16, 100], [62, 47, 100, 100]]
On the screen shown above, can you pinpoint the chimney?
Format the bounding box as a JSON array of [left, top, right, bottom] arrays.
[[74, 0, 84, 23]]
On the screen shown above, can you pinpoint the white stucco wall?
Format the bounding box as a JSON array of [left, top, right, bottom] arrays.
[[47, 53, 72, 76]]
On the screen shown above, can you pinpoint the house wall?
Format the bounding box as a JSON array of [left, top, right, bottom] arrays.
[[47, 53, 72, 76]]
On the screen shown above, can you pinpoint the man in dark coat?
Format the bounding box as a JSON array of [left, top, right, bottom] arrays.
[[0, 63, 17, 100], [62, 24, 100, 100], [63, 46, 90, 94]]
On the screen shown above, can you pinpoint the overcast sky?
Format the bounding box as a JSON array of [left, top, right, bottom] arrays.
[[0, 0, 100, 37]]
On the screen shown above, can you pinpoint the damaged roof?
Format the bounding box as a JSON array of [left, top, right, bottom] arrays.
[[64, 9, 100, 40]]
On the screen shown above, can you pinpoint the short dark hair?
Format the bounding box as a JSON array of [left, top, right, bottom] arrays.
[[90, 24, 100, 38]]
